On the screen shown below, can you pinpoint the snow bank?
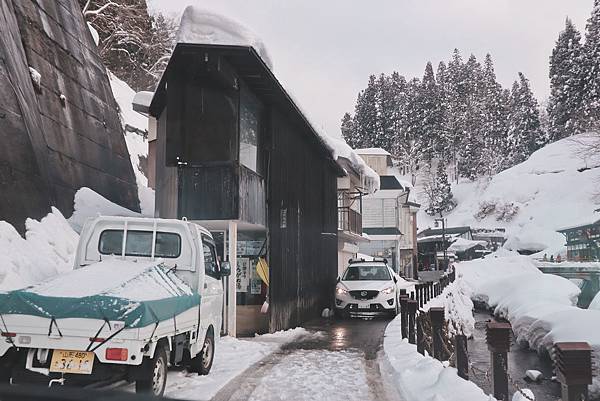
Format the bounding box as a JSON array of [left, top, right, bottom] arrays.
[[422, 279, 476, 338], [0, 208, 78, 291], [177, 6, 273, 70], [418, 134, 600, 254], [108, 72, 155, 216], [382, 316, 493, 401], [458, 253, 600, 395], [69, 187, 141, 234]]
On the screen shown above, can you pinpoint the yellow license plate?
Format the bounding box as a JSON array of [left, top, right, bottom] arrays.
[[49, 350, 94, 375]]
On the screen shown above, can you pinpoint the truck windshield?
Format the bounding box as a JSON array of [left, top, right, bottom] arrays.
[[343, 265, 391, 281], [99, 230, 181, 258]]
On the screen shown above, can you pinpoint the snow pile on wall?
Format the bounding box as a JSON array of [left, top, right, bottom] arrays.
[[108, 72, 155, 216], [458, 253, 600, 395], [0, 208, 78, 291], [177, 6, 273, 70], [69, 187, 141, 234], [382, 316, 492, 401], [418, 134, 600, 254]]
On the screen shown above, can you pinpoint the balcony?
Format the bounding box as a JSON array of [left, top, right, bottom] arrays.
[[338, 206, 362, 236]]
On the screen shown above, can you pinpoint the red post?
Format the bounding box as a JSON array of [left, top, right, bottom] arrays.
[[429, 307, 445, 360]]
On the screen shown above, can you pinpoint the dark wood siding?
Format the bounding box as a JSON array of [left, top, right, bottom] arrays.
[[268, 110, 338, 332]]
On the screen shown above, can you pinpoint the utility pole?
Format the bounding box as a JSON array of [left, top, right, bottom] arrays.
[[435, 216, 447, 271]]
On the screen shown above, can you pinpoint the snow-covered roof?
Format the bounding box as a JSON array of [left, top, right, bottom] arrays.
[[447, 238, 487, 253], [132, 91, 154, 115], [355, 148, 391, 156], [556, 217, 600, 232], [177, 6, 273, 70], [152, 7, 379, 194]]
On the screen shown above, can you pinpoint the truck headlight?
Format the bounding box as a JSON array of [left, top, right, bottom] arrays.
[[382, 286, 395, 295], [336, 286, 348, 295]]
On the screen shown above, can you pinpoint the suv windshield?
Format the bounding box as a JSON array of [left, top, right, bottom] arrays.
[[343, 265, 391, 281]]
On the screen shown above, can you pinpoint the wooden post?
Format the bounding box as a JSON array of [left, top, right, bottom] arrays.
[[416, 315, 425, 355], [554, 342, 593, 401], [417, 284, 423, 308], [429, 307, 445, 360], [399, 296, 408, 339], [486, 321, 511, 401], [407, 300, 417, 344], [455, 334, 469, 380], [428, 281, 433, 301], [400, 288, 407, 297]]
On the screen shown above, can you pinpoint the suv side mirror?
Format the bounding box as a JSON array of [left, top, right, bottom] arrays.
[[220, 261, 231, 277], [336, 276, 341, 283], [393, 276, 398, 284]]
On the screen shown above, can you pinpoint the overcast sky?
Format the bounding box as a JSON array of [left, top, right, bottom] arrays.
[[149, 0, 593, 139]]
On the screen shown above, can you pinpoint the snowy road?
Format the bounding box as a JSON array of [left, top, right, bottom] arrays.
[[211, 317, 401, 401]]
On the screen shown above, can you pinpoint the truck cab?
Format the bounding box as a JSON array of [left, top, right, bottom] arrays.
[[0, 216, 230, 396]]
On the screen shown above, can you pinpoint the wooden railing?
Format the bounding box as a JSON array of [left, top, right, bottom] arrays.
[[338, 206, 362, 235]]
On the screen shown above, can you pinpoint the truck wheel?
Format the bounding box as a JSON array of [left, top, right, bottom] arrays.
[[136, 346, 168, 397], [190, 330, 214, 375]]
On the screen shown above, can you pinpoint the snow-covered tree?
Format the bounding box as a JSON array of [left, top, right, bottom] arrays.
[[80, 0, 176, 91], [340, 113, 358, 148], [425, 160, 455, 217], [352, 75, 379, 148], [548, 18, 585, 141], [507, 73, 545, 164], [582, 0, 600, 131]]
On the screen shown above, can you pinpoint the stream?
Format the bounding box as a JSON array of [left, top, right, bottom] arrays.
[[468, 310, 561, 401]]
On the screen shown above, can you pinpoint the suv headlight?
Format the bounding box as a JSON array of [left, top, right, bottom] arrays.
[[336, 285, 348, 295], [381, 286, 395, 295]]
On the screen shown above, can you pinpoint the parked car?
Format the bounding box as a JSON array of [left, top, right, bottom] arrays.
[[0, 216, 230, 396], [335, 258, 408, 318]]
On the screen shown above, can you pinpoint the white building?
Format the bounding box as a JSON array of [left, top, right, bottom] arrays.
[[355, 148, 420, 278]]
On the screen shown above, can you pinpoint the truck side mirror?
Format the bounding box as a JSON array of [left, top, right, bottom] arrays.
[[220, 261, 231, 277]]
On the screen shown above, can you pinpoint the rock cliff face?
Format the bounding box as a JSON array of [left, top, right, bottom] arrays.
[[0, 0, 139, 233]]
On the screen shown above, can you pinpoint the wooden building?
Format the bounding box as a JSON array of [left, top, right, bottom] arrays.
[[146, 43, 342, 336], [557, 219, 600, 262], [417, 226, 473, 270]]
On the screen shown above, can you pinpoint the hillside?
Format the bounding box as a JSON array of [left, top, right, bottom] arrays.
[[415, 134, 600, 255]]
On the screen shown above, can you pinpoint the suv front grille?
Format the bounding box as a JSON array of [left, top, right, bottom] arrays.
[[349, 290, 379, 300]]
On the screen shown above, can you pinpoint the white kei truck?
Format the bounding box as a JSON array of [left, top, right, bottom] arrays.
[[0, 216, 230, 396]]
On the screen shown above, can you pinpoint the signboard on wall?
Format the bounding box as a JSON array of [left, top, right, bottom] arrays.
[[236, 257, 250, 292], [250, 259, 262, 295]]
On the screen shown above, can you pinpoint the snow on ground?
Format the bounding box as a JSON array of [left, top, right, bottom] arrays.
[[248, 349, 373, 401], [0, 208, 78, 292], [108, 72, 155, 216], [164, 328, 311, 401], [457, 253, 600, 395], [415, 134, 600, 255], [382, 315, 493, 401]]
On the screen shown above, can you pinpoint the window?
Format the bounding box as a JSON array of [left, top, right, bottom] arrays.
[[203, 240, 219, 278], [343, 265, 391, 281], [99, 230, 181, 258], [239, 87, 262, 172]]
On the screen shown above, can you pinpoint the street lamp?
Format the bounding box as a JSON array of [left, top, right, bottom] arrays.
[[434, 218, 447, 271]]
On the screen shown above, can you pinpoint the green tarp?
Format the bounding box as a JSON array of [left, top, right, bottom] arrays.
[[0, 261, 201, 329]]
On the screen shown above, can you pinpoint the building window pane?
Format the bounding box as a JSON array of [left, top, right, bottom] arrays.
[[240, 87, 262, 172]]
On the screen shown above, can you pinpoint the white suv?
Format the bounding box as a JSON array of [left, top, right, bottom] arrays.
[[335, 259, 404, 317]]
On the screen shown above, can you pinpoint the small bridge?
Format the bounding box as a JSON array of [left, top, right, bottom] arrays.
[[535, 261, 600, 307]]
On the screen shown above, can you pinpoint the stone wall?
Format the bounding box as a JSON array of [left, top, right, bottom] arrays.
[[0, 0, 139, 232]]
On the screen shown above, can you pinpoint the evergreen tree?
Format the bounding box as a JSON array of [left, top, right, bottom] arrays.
[[425, 160, 455, 216], [582, 0, 600, 130], [399, 78, 424, 185], [507, 73, 545, 164], [548, 18, 585, 141], [376, 74, 396, 152], [481, 54, 510, 175], [353, 75, 379, 148], [418, 62, 444, 163], [340, 113, 358, 147]]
